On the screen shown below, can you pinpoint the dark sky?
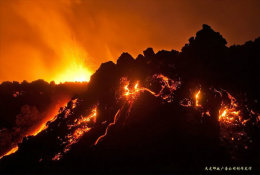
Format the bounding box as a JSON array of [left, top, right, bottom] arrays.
[[0, 0, 259, 82]]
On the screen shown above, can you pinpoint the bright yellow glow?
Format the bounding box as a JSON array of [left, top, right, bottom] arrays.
[[53, 43, 93, 83], [54, 63, 92, 83]]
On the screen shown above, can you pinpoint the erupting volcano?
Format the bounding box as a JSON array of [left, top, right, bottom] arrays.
[[0, 24, 260, 174]]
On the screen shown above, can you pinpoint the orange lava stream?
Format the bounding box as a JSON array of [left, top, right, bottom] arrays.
[[94, 75, 180, 145], [123, 74, 180, 102], [195, 90, 201, 107], [94, 108, 121, 145]]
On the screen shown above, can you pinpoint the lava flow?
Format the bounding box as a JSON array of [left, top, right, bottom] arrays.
[[123, 74, 181, 101], [95, 74, 248, 149], [94, 74, 181, 145], [1, 73, 259, 163], [52, 106, 97, 161], [94, 108, 121, 145], [218, 92, 241, 124], [122, 74, 181, 117], [195, 90, 201, 107]]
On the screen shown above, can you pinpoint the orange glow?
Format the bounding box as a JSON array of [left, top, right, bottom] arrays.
[[73, 127, 91, 141], [218, 91, 242, 124], [219, 109, 228, 121], [30, 99, 70, 136], [195, 90, 201, 107], [53, 62, 92, 83], [0, 99, 70, 160], [123, 74, 180, 103], [70, 107, 97, 141], [124, 82, 140, 97], [31, 123, 46, 137], [124, 84, 130, 96], [218, 107, 240, 123], [77, 107, 97, 125], [134, 82, 139, 90], [0, 146, 18, 159], [52, 106, 97, 160]]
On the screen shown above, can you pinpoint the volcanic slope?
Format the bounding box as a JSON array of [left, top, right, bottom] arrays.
[[0, 24, 260, 174]]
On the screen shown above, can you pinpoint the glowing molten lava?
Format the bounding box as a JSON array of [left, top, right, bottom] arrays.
[[218, 107, 240, 123], [218, 92, 241, 124], [195, 90, 201, 107], [122, 74, 181, 102], [124, 82, 141, 98], [94, 75, 181, 146], [68, 106, 97, 145], [94, 109, 121, 145], [52, 106, 97, 160]]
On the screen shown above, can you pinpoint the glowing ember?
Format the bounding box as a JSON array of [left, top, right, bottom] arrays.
[[52, 153, 62, 161]]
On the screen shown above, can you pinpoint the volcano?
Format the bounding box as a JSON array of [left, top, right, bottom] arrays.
[[0, 25, 260, 174]]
